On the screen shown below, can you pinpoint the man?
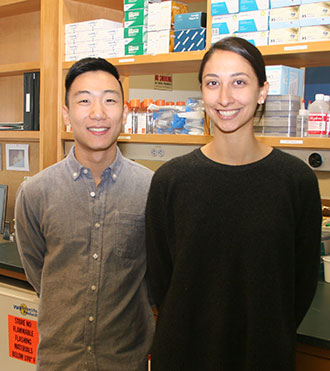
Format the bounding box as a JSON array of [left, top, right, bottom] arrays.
[[15, 58, 155, 370]]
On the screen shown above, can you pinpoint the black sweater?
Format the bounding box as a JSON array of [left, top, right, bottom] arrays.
[[146, 148, 321, 371]]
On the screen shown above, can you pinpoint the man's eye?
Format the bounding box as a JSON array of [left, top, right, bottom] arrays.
[[79, 99, 89, 103]]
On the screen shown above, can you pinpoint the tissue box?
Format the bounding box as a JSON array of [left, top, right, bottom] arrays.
[[124, 0, 150, 11], [299, 2, 330, 27], [211, 0, 239, 15], [124, 26, 147, 45], [147, 30, 175, 54], [268, 27, 299, 44], [270, 0, 300, 8], [265, 65, 305, 97], [125, 42, 147, 55], [148, 1, 188, 31], [269, 6, 300, 29], [124, 8, 148, 28], [238, 10, 269, 32], [174, 12, 206, 30], [65, 39, 125, 54], [174, 28, 206, 52], [299, 25, 330, 42], [65, 19, 123, 35], [239, 0, 270, 12], [212, 13, 239, 37], [65, 28, 124, 45], [238, 31, 269, 45]]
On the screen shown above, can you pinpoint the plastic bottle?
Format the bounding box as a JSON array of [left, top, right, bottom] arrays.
[[123, 100, 131, 133], [142, 98, 154, 134], [130, 99, 140, 134], [325, 95, 330, 135], [296, 99, 309, 137], [307, 94, 329, 137]]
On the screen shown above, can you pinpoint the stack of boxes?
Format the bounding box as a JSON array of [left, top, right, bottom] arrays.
[[174, 12, 207, 52], [211, 0, 330, 46], [65, 19, 124, 61], [147, 1, 188, 55]]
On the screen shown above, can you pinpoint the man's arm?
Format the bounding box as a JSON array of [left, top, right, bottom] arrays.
[[15, 184, 46, 295]]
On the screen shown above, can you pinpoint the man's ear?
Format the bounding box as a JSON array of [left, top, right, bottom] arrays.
[[62, 105, 70, 126], [122, 103, 129, 125]]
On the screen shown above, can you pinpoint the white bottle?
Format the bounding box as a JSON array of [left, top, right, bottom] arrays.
[[307, 94, 329, 137], [296, 100, 309, 137]]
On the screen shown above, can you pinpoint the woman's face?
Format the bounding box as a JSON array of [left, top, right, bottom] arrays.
[[201, 49, 268, 134]]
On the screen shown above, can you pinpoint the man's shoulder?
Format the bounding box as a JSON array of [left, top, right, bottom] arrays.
[[122, 156, 154, 179]]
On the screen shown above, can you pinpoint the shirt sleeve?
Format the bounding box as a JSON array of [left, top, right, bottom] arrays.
[[146, 172, 173, 310], [15, 183, 46, 295], [295, 171, 322, 328]]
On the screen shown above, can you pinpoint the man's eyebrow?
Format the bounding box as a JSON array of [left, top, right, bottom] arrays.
[[73, 89, 120, 97]]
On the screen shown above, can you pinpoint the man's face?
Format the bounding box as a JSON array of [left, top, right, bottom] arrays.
[[62, 70, 127, 157]]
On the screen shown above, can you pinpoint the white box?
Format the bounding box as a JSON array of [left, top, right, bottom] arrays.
[[211, 0, 239, 15], [239, 0, 270, 12], [148, 1, 188, 31], [65, 19, 123, 35], [65, 39, 125, 54], [299, 3, 330, 27], [268, 27, 300, 44], [65, 28, 124, 45], [269, 6, 300, 29], [212, 14, 239, 35], [147, 30, 175, 54], [301, 0, 326, 3], [238, 30, 269, 45], [265, 65, 305, 96], [299, 25, 330, 42], [238, 10, 269, 32], [270, 0, 301, 8]]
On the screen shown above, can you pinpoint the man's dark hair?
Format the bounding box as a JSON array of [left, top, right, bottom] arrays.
[[65, 57, 124, 106]]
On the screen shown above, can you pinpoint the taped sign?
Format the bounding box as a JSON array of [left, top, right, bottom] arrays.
[[154, 73, 173, 91], [8, 315, 39, 364]]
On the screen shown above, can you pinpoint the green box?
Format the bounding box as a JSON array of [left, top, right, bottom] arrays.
[[124, 26, 147, 45], [124, 9, 148, 28], [125, 43, 147, 56], [124, 0, 149, 11]]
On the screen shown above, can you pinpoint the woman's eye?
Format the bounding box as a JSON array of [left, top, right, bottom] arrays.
[[234, 80, 245, 86], [206, 81, 218, 87]]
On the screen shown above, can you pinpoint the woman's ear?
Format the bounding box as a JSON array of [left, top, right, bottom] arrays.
[[258, 81, 269, 105]]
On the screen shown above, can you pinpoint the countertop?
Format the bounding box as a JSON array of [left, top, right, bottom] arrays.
[[1, 241, 330, 349]]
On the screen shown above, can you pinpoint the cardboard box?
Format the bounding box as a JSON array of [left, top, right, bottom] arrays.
[[238, 10, 269, 32], [299, 2, 330, 27], [65, 28, 124, 45], [211, 0, 239, 15], [124, 26, 147, 45], [148, 1, 188, 31], [174, 28, 206, 52], [65, 19, 122, 35], [270, 0, 301, 8], [124, 0, 150, 11], [299, 25, 330, 42], [65, 39, 125, 54], [124, 8, 148, 28], [212, 13, 239, 35], [147, 30, 175, 54], [269, 6, 300, 30], [65, 47, 125, 61], [238, 30, 269, 45], [125, 42, 147, 55], [239, 0, 270, 12], [174, 12, 206, 30], [268, 27, 300, 44], [265, 65, 305, 96]]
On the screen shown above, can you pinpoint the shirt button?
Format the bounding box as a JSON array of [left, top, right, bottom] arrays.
[[83, 169, 88, 174], [88, 316, 94, 322], [91, 285, 97, 291], [87, 345, 92, 352], [73, 172, 78, 177], [95, 222, 100, 228], [93, 253, 98, 260], [90, 191, 96, 197], [112, 173, 117, 181]]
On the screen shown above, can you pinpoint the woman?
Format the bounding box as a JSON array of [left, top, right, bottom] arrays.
[[146, 37, 322, 370]]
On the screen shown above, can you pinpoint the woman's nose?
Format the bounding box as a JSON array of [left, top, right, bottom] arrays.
[[217, 85, 234, 106]]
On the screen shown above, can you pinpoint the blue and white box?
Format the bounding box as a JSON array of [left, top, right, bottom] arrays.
[[299, 2, 330, 27], [239, 0, 270, 12], [238, 10, 269, 32], [174, 12, 206, 30], [269, 6, 300, 29], [211, 0, 239, 15], [270, 0, 301, 8], [265, 65, 305, 97], [212, 13, 239, 36], [238, 30, 269, 45], [174, 28, 206, 52]]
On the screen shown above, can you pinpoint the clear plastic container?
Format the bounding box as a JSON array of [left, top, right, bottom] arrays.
[[130, 99, 140, 134], [296, 100, 309, 137], [308, 94, 329, 137]]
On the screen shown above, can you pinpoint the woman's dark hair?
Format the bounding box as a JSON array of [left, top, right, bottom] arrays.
[[65, 57, 124, 106], [199, 36, 267, 116]]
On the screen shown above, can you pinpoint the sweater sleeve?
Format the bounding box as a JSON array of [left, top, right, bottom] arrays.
[[294, 171, 322, 328], [15, 184, 46, 295], [146, 171, 173, 310]]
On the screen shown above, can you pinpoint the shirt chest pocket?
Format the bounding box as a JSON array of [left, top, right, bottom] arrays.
[[114, 211, 145, 259]]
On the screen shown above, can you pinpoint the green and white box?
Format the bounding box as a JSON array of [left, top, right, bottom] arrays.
[[124, 26, 148, 45], [125, 42, 148, 55], [124, 0, 149, 11], [125, 8, 148, 28]]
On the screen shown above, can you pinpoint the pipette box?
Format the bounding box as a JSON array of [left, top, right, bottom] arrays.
[[211, 0, 239, 15], [239, 0, 270, 12]]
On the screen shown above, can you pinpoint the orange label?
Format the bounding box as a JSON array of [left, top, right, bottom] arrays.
[[8, 315, 39, 364]]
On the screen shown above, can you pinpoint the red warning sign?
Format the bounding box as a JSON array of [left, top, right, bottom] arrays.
[[8, 315, 39, 364]]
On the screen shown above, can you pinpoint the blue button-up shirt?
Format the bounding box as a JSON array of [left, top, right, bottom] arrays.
[[15, 146, 155, 370]]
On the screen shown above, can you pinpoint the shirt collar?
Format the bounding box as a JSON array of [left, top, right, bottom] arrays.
[[66, 146, 123, 182]]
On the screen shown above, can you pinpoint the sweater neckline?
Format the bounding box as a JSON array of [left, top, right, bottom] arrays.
[[195, 147, 277, 171]]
